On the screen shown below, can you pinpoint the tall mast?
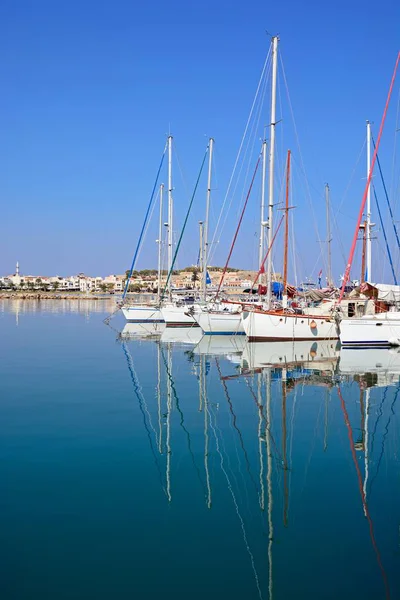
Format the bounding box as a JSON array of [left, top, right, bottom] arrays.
[[199, 221, 204, 291], [325, 184, 333, 287], [167, 135, 173, 300], [157, 184, 164, 302], [366, 121, 372, 282], [259, 139, 268, 285], [360, 221, 367, 285], [283, 149, 291, 307], [266, 36, 279, 309], [203, 137, 214, 300]]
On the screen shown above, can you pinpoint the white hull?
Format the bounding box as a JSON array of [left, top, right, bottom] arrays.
[[122, 305, 163, 323], [242, 310, 338, 341], [242, 339, 339, 371], [193, 311, 244, 335], [339, 312, 400, 348], [161, 304, 198, 328]]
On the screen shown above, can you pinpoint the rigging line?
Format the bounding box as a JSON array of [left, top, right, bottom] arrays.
[[339, 51, 400, 302], [389, 87, 400, 213], [337, 386, 391, 600], [279, 55, 324, 264], [370, 385, 389, 458], [174, 142, 190, 200], [369, 383, 400, 496], [162, 144, 209, 298], [160, 344, 207, 493], [250, 213, 284, 291], [207, 402, 264, 600], [208, 48, 272, 260], [371, 133, 400, 251], [212, 58, 271, 261], [336, 139, 367, 216], [215, 357, 260, 496], [372, 183, 397, 284], [122, 142, 167, 300], [243, 375, 283, 463], [121, 342, 167, 496], [215, 155, 261, 298]]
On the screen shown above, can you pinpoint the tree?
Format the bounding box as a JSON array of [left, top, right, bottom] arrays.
[[191, 268, 200, 287], [19, 281, 25, 290], [52, 281, 60, 291], [106, 283, 115, 292], [99, 283, 107, 292], [36, 278, 42, 289]]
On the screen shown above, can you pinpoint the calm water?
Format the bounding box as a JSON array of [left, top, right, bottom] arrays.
[[1, 299, 400, 599]]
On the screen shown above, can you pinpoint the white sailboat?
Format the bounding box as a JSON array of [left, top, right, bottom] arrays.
[[193, 128, 267, 335], [338, 54, 400, 347], [122, 139, 172, 323], [241, 37, 339, 342], [161, 138, 214, 327]]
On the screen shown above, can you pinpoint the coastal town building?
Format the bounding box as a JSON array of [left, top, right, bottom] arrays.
[[0, 262, 269, 294]]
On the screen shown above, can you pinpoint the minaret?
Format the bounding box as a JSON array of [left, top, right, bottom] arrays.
[[16, 261, 19, 276]]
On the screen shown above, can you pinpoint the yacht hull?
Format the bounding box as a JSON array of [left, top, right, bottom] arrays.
[[339, 313, 400, 348], [161, 305, 199, 328], [121, 306, 163, 323], [242, 310, 338, 341], [193, 311, 245, 335]]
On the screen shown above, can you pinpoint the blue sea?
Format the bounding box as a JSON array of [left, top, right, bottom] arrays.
[[1, 299, 399, 599]]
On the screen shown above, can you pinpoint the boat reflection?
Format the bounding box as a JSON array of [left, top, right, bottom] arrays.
[[242, 340, 339, 375], [120, 322, 166, 339], [192, 334, 246, 363], [338, 347, 400, 388], [117, 332, 397, 599], [160, 326, 203, 345]]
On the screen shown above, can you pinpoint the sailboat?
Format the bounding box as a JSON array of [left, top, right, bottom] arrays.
[[122, 138, 173, 323], [192, 130, 267, 335], [339, 54, 400, 348], [242, 38, 338, 341]]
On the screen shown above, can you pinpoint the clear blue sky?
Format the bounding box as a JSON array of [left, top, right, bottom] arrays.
[[1, 0, 400, 283]]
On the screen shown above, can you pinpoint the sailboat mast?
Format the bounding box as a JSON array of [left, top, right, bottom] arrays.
[[203, 137, 214, 300], [366, 121, 372, 282], [259, 139, 268, 285], [325, 184, 333, 287], [167, 135, 173, 299], [199, 221, 204, 291], [157, 184, 164, 302], [360, 221, 367, 285], [266, 36, 279, 308], [283, 149, 291, 306]]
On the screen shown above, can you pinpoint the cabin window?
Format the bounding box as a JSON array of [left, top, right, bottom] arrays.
[[357, 304, 365, 317], [348, 302, 355, 317]]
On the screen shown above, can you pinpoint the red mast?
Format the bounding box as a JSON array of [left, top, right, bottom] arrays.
[[339, 52, 400, 303]]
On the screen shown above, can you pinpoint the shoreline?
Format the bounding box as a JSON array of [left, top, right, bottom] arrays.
[[0, 292, 118, 300]]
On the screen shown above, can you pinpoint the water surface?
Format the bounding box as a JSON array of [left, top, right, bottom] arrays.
[[1, 300, 400, 599]]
